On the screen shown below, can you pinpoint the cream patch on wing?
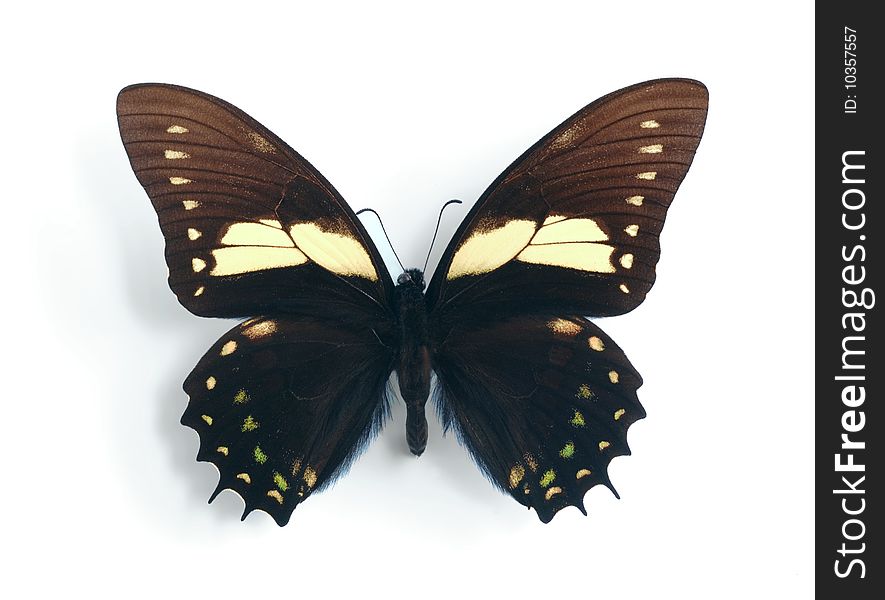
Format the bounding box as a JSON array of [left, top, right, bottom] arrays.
[[220, 221, 293, 247], [446, 219, 537, 280], [210, 220, 307, 277], [516, 216, 615, 273], [289, 223, 378, 281]]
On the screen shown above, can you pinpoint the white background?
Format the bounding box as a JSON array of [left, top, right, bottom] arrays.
[[1, 1, 813, 598]]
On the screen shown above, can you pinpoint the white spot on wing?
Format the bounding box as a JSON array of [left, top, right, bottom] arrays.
[[626, 195, 644, 206], [638, 144, 663, 154], [164, 149, 190, 159], [636, 171, 657, 180], [192, 258, 207, 272], [169, 176, 192, 185], [167, 125, 188, 134], [187, 228, 202, 241], [182, 200, 200, 210], [624, 224, 639, 237], [640, 120, 660, 129]]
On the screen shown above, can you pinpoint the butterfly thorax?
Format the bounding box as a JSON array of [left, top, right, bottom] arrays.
[[394, 268, 430, 456]]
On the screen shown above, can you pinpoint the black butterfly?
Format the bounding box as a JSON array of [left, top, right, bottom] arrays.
[[117, 79, 708, 525]]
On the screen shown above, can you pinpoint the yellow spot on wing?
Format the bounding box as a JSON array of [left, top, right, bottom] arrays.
[[625, 224, 639, 237], [237, 473, 251, 484], [233, 389, 249, 404], [201, 414, 213, 425], [608, 370, 620, 383], [588, 336, 605, 351], [599, 441, 611, 451], [169, 176, 192, 185], [545, 486, 562, 500], [547, 318, 582, 336], [620, 254, 634, 269], [243, 319, 277, 339], [187, 228, 202, 240], [447, 220, 537, 279], [206, 376, 216, 390], [619, 283, 630, 294], [289, 223, 378, 281], [539, 470, 556, 487], [303, 466, 317, 488], [241, 415, 259, 432], [576, 468, 592, 479], [576, 384, 593, 399], [210, 247, 308, 276], [267, 490, 284, 504], [517, 243, 615, 273], [509, 465, 525, 489], [166, 125, 189, 134], [220, 222, 295, 247], [216, 446, 229, 456], [636, 171, 657, 180], [192, 258, 206, 272], [524, 454, 538, 472], [542, 214, 568, 225], [193, 286, 205, 297], [531, 218, 608, 244], [220, 340, 237, 356], [626, 195, 644, 206], [182, 200, 200, 210], [614, 408, 626, 420], [247, 132, 276, 153], [640, 120, 660, 128], [639, 144, 663, 154], [164, 149, 191, 159]]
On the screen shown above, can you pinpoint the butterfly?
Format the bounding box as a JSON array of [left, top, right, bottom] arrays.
[[117, 79, 708, 525]]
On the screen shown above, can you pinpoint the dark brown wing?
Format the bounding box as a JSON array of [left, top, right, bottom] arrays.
[[117, 84, 393, 321], [432, 315, 644, 522], [181, 315, 395, 525], [426, 79, 708, 318]]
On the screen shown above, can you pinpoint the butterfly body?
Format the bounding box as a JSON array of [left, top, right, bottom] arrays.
[[394, 268, 432, 455], [117, 79, 708, 525]]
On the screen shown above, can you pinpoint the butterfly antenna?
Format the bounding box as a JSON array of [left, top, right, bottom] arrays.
[[356, 207, 405, 273], [423, 199, 463, 273]]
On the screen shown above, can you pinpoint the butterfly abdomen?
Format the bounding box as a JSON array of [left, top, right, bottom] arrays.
[[394, 270, 431, 455]]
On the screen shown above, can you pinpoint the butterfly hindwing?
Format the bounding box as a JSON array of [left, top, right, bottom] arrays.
[[432, 315, 644, 522], [117, 84, 393, 321], [181, 316, 395, 525], [427, 79, 708, 318]]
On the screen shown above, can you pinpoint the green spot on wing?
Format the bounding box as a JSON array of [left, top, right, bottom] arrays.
[[234, 389, 250, 404], [273, 471, 289, 491], [242, 415, 259, 432], [570, 410, 585, 427], [253, 445, 267, 464], [540, 469, 556, 487], [560, 442, 575, 459]]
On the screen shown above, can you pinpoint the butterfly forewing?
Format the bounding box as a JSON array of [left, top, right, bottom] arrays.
[[427, 79, 708, 318], [117, 84, 393, 320], [181, 316, 395, 525]]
